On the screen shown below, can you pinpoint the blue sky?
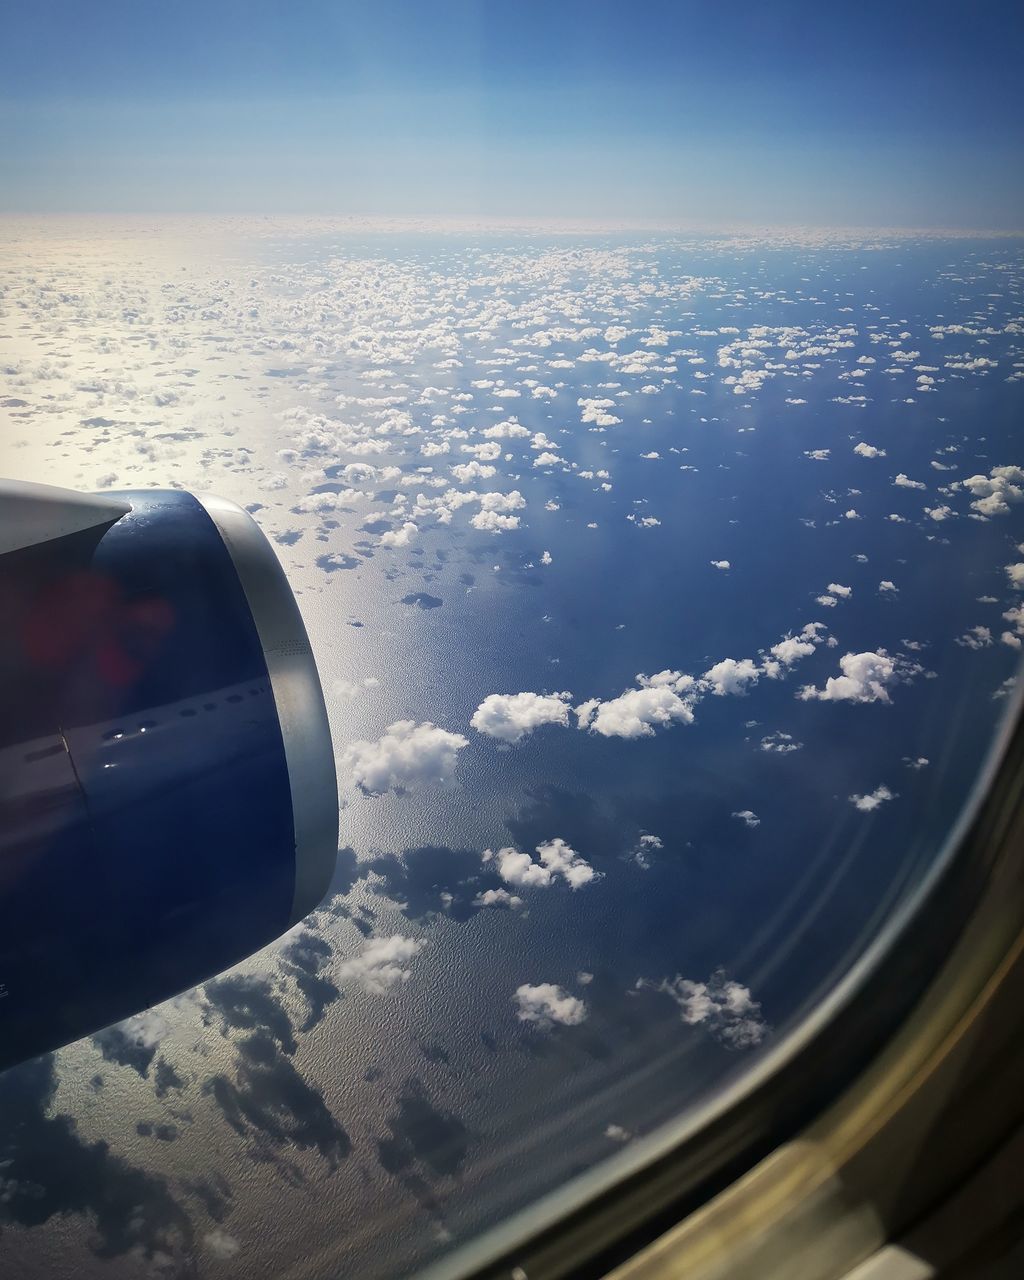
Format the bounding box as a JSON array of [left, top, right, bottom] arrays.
[[2, 0, 1023, 227]]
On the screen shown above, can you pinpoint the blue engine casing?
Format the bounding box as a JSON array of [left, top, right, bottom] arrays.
[[0, 489, 338, 1070]]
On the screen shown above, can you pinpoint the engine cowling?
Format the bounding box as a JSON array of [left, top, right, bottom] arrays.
[[0, 481, 338, 1071]]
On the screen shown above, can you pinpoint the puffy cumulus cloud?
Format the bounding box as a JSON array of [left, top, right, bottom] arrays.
[[710, 559, 730, 570], [470, 691, 572, 743], [1003, 603, 1024, 648], [533, 451, 561, 468], [702, 657, 761, 697], [513, 983, 588, 1028], [337, 935, 425, 993], [849, 784, 896, 812], [732, 809, 760, 828], [1005, 562, 1024, 589], [451, 460, 496, 483], [331, 675, 379, 701], [629, 833, 664, 870], [827, 583, 852, 598], [479, 489, 526, 514], [804, 448, 830, 460], [956, 625, 993, 650], [485, 838, 598, 891], [854, 442, 887, 458], [798, 650, 913, 704], [960, 465, 1024, 518], [342, 720, 468, 794], [471, 509, 520, 532], [924, 504, 955, 522], [540, 550, 553, 565], [879, 580, 898, 593], [576, 671, 697, 739], [578, 397, 622, 427], [768, 623, 823, 668], [723, 367, 775, 395], [893, 473, 927, 490], [639, 969, 767, 1050], [293, 488, 369, 513], [482, 418, 531, 439], [379, 520, 419, 548], [760, 730, 802, 754], [421, 438, 451, 457], [472, 887, 523, 910], [461, 440, 502, 461]]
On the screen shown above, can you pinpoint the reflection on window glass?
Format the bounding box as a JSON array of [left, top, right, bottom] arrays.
[[1, 4, 1023, 1279]]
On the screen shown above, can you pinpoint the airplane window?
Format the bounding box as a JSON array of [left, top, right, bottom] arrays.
[[1, 4, 1022, 1279]]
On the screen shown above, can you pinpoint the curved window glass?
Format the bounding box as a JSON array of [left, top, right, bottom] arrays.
[[1, 6, 1023, 1280]]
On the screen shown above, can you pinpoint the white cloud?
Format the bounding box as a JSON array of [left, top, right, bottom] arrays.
[[804, 449, 830, 460], [576, 672, 697, 738], [513, 982, 587, 1028], [893, 473, 926, 490], [540, 550, 553, 565], [486, 838, 598, 891], [578, 397, 622, 427], [342, 720, 468, 794], [732, 809, 760, 828], [769, 631, 817, 666], [380, 520, 419, 547], [703, 657, 760, 697], [337, 935, 425, 993], [849, 784, 896, 812], [956, 625, 993, 650], [760, 730, 802, 754], [478, 489, 526, 513], [451, 460, 496, 483], [1003, 603, 1024, 646], [1005, 563, 1024, 589], [472, 888, 523, 910], [331, 676, 379, 701], [640, 970, 766, 1050], [629, 833, 664, 869], [710, 559, 730, 570], [482, 418, 531, 439], [798, 650, 903, 703], [924, 504, 955, 522], [471, 691, 572, 743], [462, 440, 502, 461], [960, 465, 1024, 518], [854, 442, 886, 458], [471, 509, 520, 532]]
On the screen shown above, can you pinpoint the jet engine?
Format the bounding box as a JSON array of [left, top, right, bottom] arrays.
[[0, 481, 338, 1071]]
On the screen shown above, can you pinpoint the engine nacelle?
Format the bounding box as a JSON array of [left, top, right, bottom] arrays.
[[0, 482, 338, 1071]]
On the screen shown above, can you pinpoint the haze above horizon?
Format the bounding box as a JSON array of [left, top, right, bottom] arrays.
[[2, 0, 1023, 230]]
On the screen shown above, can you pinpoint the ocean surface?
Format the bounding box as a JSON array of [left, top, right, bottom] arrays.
[[0, 220, 1022, 1278]]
